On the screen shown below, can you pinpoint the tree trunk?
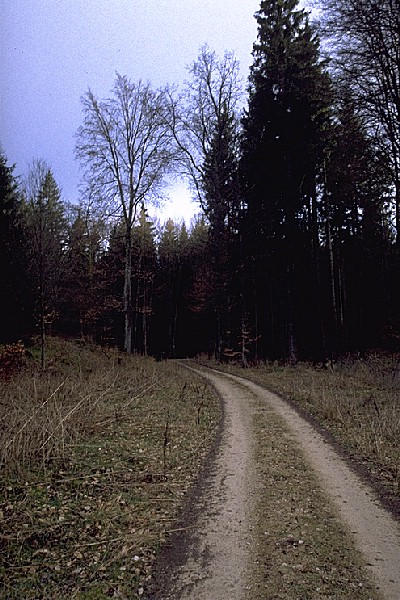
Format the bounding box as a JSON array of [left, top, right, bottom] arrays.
[[134, 277, 140, 353], [40, 297, 45, 370], [124, 226, 133, 353], [395, 178, 400, 248], [241, 309, 248, 368], [143, 282, 148, 356], [288, 321, 297, 364], [172, 302, 178, 358], [215, 311, 222, 361], [311, 187, 326, 360], [39, 210, 45, 370], [326, 219, 338, 354], [254, 297, 259, 362], [287, 264, 298, 364]]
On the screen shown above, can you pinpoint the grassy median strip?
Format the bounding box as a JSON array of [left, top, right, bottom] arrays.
[[248, 401, 381, 600], [0, 339, 220, 600]]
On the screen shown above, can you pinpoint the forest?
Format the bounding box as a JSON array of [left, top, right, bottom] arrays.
[[1, 0, 399, 364]]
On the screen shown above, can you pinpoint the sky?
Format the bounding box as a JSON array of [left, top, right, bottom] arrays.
[[1, 0, 265, 223]]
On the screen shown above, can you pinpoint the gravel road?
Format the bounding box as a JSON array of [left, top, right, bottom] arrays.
[[150, 365, 400, 600]]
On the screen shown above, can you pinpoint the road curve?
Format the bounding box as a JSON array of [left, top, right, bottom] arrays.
[[151, 364, 400, 600], [217, 369, 400, 600], [150, 365, 258, 599]]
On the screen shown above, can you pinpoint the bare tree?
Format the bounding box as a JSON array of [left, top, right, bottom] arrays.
[[168, 46, 244, 359], [168, 45, 243, 212], [76, 74, 174, 352], [319, 0, 400, 243]]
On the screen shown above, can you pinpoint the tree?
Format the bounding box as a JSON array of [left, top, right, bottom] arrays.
[[241, 0, 332, 361], [76, 74, 174, 352], [24, 161, 66, 367], [58, 205, 106, 339], [0, 153, 32, 342], [202, 105, 242, 358], [169, 45, 243, 211], [169, 45, 243, 357], [154, 219, 179, 357], [323, 88, 392, 351], [185, 216, 214, 356], [319, 0, 400, 244], [95, 221, 126, 346], [131, 208, 157, 355]]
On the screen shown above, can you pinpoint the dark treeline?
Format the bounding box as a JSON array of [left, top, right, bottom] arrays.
[[1, 0, 399, 363]]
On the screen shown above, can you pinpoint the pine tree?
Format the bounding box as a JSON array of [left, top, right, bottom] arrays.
[[96, 222, 125, 346], [156, 219, 181, 357], [131, 208, 157, 355], [241, 0, 332, 361], [186, 217, 214, 356], [323, 90, 392, 351], [202, 104, 241, 359], [24, 162, 66, 367], [0, 153, 32, 341], [59, 207, 105, 339], [320, 0, 400, 246]]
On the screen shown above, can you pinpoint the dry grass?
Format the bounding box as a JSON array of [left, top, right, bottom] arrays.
[[0, 338, 220, 599], [0, 339, 161, 474], [199, 353, 400, 507]]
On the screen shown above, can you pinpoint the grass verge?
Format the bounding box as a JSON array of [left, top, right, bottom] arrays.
[[0, 339, 220, 599], [198, 354, 400, 514]]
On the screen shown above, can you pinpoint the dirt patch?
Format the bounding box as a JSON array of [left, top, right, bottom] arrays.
[[148, 366, 257, 599]]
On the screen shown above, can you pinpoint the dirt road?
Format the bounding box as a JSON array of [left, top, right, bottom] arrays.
[[150, 365, 400, 600]]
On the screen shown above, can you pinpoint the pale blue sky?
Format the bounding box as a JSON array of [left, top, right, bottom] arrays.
[[1, 0, 310, 222]]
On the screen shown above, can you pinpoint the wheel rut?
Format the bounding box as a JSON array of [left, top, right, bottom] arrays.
[[150, 366, 257, 599]]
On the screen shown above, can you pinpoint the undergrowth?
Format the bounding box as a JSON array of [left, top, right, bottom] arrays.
[[0, 338, 220, 599]]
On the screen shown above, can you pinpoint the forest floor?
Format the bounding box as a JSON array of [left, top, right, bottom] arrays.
[[148, 363, 400, 600]]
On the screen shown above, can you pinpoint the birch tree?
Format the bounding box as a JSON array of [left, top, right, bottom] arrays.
[[76, 74, 174, 352]]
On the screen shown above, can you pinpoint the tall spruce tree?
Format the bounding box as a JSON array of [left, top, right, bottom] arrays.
[[319, 0, 400, 246], [59, 207, 105, 339], [156, 219, 182, 357], [131, 208, 157, 355], [323, 89, 392, 351], [202, 104, 241, 359], [185, 216, 214, 356], [0, 153, 32, 341], [241, 0, 332, 361], [24, 162, 66, 367]]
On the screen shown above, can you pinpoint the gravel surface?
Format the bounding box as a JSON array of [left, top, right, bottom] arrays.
[[150, 365, 400, 600], [149, 366, 257, 599]]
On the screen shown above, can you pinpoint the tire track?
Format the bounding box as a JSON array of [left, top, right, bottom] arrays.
[[150, 364, 400, 599]]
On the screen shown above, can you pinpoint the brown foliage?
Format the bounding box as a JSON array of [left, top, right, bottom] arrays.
[[0, 342, 25, 380]]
